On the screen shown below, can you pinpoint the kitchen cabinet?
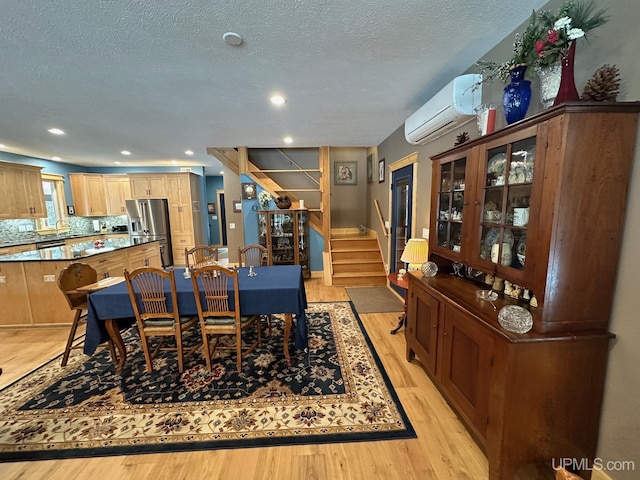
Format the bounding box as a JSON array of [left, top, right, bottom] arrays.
[[412, 103, 640, 479], [258, 209, 310, 278], [0, 161, 46, 219], [165, 173, 204, 265], [127, 242, 161, 270], [69, 174, 108, 216], [128, 174, 167, 199], [104, 175, 131, 215]]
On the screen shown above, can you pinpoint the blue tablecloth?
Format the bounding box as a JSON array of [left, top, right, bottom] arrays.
[[84, 265, 308, 355]]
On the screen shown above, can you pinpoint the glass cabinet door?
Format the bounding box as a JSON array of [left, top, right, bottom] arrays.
[[478, 136, 536, 273], [258, 211, 268, 249], [269, 211, 296, 266], [435, 157, 467, 256], [297, 211, 310, 276]]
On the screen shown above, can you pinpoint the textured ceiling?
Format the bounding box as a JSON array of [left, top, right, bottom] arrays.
[[0, 0, 547, 174]]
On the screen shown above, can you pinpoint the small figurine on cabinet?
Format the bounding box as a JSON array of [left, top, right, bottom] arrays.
[[485, 273, 495, 285], [504, 280, 513, 296], [530, 295, 538, 307], [492, 277, 504, 292], [510, 284, 522, 299]]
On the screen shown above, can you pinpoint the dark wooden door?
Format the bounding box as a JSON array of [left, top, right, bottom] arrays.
[[440, 304, 494, 442], [405, 282, 439, 376]]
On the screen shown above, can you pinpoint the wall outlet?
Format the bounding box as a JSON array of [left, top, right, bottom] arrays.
[[0, 276, 6, 283], [229, 223, 236, 229], [422, 228, 429, 239], [44, 275, 56, 282]]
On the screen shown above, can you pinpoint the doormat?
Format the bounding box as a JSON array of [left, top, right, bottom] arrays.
[[346, 287, 404, 314]]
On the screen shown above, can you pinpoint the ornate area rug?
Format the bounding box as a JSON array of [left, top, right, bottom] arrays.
[[0, 302, 415, 461]]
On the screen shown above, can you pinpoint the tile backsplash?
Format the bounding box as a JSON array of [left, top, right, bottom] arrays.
[[0, 215, 128, 243]]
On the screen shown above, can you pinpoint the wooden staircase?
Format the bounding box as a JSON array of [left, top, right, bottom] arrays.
[[330, 232, 386, 286]]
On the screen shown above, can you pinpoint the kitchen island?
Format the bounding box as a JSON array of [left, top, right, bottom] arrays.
[[0, 238, 160, 327]]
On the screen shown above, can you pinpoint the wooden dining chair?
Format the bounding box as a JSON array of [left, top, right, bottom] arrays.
[[57, 262, 117, 367], [190, 264, 261, 372], [238, 244, 269, 267], [238, 244, 272, 335], [124, 267, 200, 373], [185, 245, 219, 269]]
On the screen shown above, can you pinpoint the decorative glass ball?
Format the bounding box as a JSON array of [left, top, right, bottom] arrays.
[[421, 261, 438, 277]]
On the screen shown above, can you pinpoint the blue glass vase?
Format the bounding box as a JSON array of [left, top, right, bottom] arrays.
[[502, 65, 531, 124]]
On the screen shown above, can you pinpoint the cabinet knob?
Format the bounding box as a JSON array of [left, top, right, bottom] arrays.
[[432, 324, 437, 328], [443, 332, 448, 336], [474, 200, 480, 205]]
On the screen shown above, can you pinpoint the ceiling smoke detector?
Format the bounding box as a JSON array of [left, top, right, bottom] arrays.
[[223, 32, 243, 46]]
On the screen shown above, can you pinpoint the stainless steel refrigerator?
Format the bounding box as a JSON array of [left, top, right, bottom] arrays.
[[126, 198, 173, 267]]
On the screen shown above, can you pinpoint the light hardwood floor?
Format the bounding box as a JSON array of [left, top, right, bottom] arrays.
[[0, 278, 489, 480]]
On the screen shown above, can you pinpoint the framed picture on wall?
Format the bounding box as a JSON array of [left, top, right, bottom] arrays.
[[378, 158, 386, 183], [207, 202, 216, 214], [232, 200, 242, 212], [334, 161, 357, 185], [367, 154, 374, 183], [241, 182, 257, 199]]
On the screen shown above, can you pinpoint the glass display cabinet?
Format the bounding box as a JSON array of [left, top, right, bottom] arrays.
[[258, 209, 310, 278]]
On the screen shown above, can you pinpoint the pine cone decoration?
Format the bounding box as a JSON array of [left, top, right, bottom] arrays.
[[454, 132, 470, 146], [581, 64, 621, 102]]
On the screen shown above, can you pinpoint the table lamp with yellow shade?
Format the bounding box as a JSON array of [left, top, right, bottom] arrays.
[[400, 238, 429, 270]]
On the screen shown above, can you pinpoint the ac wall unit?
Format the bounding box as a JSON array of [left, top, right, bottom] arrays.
[[404, 74, 482, 145]]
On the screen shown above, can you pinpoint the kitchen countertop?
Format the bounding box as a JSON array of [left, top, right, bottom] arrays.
[[0, 232, 129, 249], [0, 237, 157, 262]]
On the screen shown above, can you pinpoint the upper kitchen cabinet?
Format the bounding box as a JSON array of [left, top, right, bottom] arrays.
[[104, 175, 131, 215], [69, 174, 108, 216], [429, 103, 640, 334], [128, 174, 168, 199], [0, 161, 46, 219]]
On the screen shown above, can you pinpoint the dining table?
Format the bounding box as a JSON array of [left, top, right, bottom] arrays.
[[84, 264, 308, 374]]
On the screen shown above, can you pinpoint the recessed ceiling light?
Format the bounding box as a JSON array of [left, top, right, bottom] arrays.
[[114, 161, 122, 165], [270, 95, 286, 106], [185, 150, 194, 156], [223, 32, 243, 46], [121, 150, 131, 156], [51, 156, 62, 161], [283, 136, 293, 144], [48, 128, 65, 135], [220, 171, 224, 175], [172, 160, 178, 165]]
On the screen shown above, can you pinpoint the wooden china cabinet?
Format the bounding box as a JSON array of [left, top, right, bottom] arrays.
[[405, 103, 640, 480], [258, 209, 310, 278]]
